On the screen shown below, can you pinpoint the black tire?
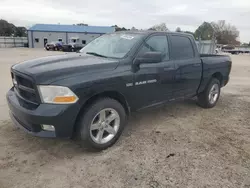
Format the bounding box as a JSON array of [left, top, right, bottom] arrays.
[[76, 98, 126, 151], [197, 78, 221, 108], [54, 47, 58, 51]]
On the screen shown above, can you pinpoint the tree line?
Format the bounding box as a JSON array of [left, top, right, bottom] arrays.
[[0, 19, 27, 37], [113, 21, 248, 46], [193, 21, 241, 45]]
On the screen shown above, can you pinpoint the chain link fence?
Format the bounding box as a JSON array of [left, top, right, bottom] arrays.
[[0, 37, 28, 48]]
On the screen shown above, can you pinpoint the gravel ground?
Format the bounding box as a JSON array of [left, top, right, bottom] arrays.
[[0, 48, 249, 188]]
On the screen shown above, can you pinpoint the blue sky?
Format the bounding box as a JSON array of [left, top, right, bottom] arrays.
[[1, 0, 250, 42]]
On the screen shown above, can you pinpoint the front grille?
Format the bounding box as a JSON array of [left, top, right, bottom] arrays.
[[17, 75, 34, 88], [11, 71, 39, 104]]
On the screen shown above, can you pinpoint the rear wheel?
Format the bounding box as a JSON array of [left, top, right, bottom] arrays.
[[76, 98, 126, 150], [54, 47, 58, 51], [197, 78, 221, 108]]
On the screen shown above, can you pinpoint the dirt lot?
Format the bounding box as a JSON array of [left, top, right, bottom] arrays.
[[0, 48, 249, 188]]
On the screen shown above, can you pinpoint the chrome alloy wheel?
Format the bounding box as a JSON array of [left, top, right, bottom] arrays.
[[90, 108, 120, 144], [209, 83, 219, 104]]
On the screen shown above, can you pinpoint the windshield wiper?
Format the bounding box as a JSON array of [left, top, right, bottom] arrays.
[[86, 52, 108, 58]]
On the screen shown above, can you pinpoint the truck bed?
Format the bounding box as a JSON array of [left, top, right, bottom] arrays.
[[198, 54, 232, 93]]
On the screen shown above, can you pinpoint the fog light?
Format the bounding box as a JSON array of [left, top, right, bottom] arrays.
[[41, 124, 55, 131]]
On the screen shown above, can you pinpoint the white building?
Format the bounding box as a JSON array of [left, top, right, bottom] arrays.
[[27, 24, 115, 48]]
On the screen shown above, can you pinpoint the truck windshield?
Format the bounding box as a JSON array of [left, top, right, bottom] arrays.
[[80, 33, 143, 58]]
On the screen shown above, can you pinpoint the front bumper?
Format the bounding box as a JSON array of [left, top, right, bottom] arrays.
[[6, 88, 81, 138]]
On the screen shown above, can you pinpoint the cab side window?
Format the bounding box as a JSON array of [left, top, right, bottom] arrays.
[[138, 35, 169, 61]]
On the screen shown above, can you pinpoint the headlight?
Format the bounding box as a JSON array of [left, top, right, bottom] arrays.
[[38, 85, 78, 104]]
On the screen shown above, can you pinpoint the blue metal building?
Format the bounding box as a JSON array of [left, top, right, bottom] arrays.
[[27, 24, 115, 48]]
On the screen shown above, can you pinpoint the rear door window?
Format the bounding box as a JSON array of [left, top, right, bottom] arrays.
[[169, 35, 194, 59]]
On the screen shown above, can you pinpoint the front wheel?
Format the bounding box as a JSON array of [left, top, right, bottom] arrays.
[[197, 78, 221, 108], [76, 98, 126, 150]]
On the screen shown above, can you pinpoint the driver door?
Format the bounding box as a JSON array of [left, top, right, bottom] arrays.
[[133, 34, 176, 109]]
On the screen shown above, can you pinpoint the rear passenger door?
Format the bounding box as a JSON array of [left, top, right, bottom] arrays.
[[169, 34, 202, 98]]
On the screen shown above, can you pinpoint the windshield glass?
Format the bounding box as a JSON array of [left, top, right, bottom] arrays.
[[80, 33, 143, 58]]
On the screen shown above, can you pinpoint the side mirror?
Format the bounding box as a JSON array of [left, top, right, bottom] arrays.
[[135, 52, 162, 64]]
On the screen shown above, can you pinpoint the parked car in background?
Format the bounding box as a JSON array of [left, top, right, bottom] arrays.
[[45, 41, 64, 51], [62, 43, 84, 52], [221, 45, 250, 54], [7, 31, 232, 150]]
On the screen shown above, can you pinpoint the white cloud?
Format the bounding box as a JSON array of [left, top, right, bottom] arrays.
[[0, 0, 250, 42]]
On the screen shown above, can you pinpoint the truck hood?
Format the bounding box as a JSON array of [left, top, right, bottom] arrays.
[[12, 53, 119, 84]]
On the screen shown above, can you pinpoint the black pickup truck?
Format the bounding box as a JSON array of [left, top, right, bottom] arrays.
[[7, 31, 231, 150]]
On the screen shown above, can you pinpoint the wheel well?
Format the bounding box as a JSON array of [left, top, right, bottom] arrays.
[[212, 72, 223, 85], [83, 91, 130, 115], [72, 91, 130, 137]]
